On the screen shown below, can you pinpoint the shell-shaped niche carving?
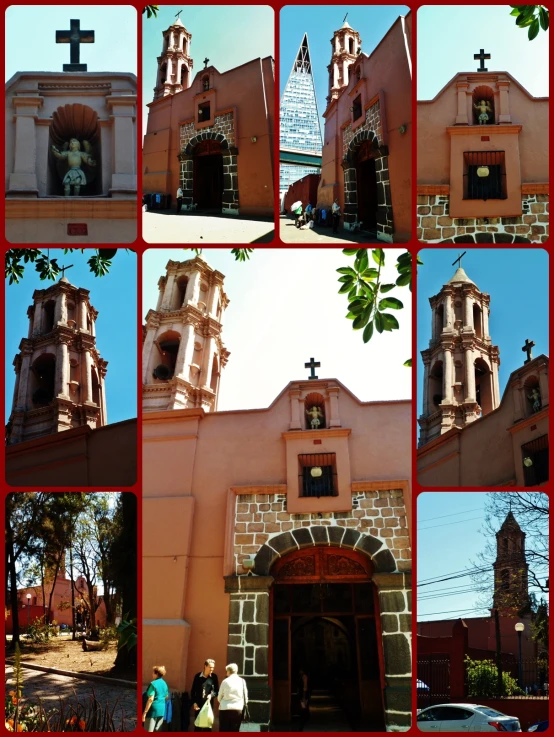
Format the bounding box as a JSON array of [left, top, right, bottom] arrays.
[[48, 103, 101, 195]]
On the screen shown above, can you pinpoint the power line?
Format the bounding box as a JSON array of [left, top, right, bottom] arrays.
[[418, 567, 489, 587], [419, 515, 484, 531], [417, 605, 491, 617], [418, 507, 484, 523]]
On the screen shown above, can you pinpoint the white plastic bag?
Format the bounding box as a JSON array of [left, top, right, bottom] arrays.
[[194, 700, 214, 729]]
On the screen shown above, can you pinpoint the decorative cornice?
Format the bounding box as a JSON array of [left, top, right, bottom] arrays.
[[5, 199, 136, 219], [417, 185, 450, 195], [447, 124, 522, 136], [282, 428, 352, 440]]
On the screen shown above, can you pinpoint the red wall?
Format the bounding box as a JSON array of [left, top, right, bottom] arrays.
[[283, 174, 320, 213], [6, 605, 50, 634]]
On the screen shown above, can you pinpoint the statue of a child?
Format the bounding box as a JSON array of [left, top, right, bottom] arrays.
[[51, 138, 96, 196]]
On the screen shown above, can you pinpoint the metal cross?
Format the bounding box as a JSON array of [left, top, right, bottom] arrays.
[[474, 48, 491, 73], [343, 12, 349, 23], [175, 10, 183, 20], [521, 338, 536, 364], [203, 57, 210, 69], [452, 251, 467, 269], [60, 264, 74, 279], [305, 357, 321, 380], [56, 19, 95, 72]]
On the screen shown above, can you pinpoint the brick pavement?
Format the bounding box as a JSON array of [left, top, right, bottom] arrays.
[[5, 665, 137, 732]]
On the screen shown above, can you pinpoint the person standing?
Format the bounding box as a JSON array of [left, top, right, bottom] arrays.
[[142, 665, 170, 732], [297, 668, 310, 731], [218, 663, 248, 732], [191, 659, 219, 732], [176, 185, 183, 213], [320, 206, 327, 228], [305, 202, 313, 221], [332, 199, 341, 234], [294, 202, 303, 227]]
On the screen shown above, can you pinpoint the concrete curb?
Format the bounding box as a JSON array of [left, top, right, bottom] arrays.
[[8, 662, 137, 690]]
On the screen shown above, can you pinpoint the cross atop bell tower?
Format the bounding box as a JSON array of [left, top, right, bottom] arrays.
[[492, 511, 530, 615], [153, 16, 193, 101], [142, 256, 230, 413], [418, 262, 501, 446], [7, 276, 107, 446], [327, 17, 362, 101]]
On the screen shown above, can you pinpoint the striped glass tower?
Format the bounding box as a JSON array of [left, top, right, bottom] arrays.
[[279, 34, 323, 198]]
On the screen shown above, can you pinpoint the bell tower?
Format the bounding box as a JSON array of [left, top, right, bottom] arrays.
[[7, 277, 107, 446], [153, 16, 193, 101], [418, 264, 501, 446], [142, 256, 230, 413], [492, 511, 530, 615], [327, 18, 362, 102]]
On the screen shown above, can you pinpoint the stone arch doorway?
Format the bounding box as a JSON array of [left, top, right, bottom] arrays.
[[342, 131, 393, 241], [179, 132, 239, 214], [270, 546, 385, 731]]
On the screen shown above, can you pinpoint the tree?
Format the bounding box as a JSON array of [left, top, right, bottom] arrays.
[[4, 248, 123, 285], [510, 6, 549, 40], [111, 493, 137, 670], [143, 5, 159, 18], [465, 656, 523, 697]]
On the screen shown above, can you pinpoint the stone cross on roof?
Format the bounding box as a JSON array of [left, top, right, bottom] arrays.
[[203, 57, 210, 69], [175, 10, 183, 20], [522, 338, 536, 364], [474, 48, 491, 73], [452, 251, 467, 269], [305, 357, 320, 380], [56, 19, 95, 72]]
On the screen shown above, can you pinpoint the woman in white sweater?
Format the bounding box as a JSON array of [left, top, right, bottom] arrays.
[[217, 663, 248, 732]]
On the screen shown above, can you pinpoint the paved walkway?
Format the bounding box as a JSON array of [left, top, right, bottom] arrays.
[[143, 211, 275, 244], [6, 665, 137, 731], [280, 216, 381, 245], [272, 689, 383, 732]]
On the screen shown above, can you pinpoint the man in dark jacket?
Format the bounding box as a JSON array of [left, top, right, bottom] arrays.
[[191, 659, 219, 732]]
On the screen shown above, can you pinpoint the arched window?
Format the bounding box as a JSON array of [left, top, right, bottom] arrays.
[[348, 38, 354, 54], [175, 275, 189, 309], [43, 300, 56, 333], [154, 330, 181, 380], [210, 355, 220, 393], [435, 304, 444, 338], [473, 304, 483, 338], [429, 361, 443, 408], [91, 366, 100, 405], [67, 301, 76, 326], [474, 357, 493, 414], [30, 353, 56, 406]]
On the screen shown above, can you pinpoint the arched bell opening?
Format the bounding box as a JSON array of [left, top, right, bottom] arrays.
[[473, 303, 483, 338], [30, 354, 56, 406], [429, 360, 443, 408], [48, 103, 102, 197], [174, 275, 189, 309], [435, 304, 444, 337], [42, 300, 56, 334], [474, 357, 493, 414], [91, 366, 101, 406], [153, 330, 181, 380], [210, 355, 220, 394]]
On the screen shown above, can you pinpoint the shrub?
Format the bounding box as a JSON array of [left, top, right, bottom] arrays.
[[26, 618, 59, 644], [465, 656, 524, 697]]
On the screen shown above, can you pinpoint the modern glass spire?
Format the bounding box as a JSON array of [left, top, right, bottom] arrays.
[[279, 34, 323, 196]]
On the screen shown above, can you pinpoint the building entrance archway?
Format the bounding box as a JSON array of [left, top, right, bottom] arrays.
[[193, 140, 223, 210], [270, 547, 385, 730]]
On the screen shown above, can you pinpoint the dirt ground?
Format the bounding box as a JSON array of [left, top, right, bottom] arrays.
[[5, 636, 132, 679]]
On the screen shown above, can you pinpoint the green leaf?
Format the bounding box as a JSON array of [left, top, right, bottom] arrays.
[[539, 6, 549, 29], [348, 286, 357, 300], [338, 275, 355, 284], [87, 254, 112, 277], [361, 268, 379, 280], [396, 251, 412, 265], [379, 297, 404, 310], [380, 283, 396, 293], [342, 248, 359, 256], [336, 266, 358, 276], [403, 359, 412, 368], [348, 298, 367, 314], [517, 12, 535, 26], [360, 282, 375, 300], [396, 273, 411, 287], [510, 7, 521, 15], [374, 311, 384, 333], [371, 248, 385, 266], [353, 309, 370, 330], [381, 312, 400, 331], [355, 249, 369, 273], [528, 17, 540, 38], [345, 312, 357, 320], [362, 321, 374, 343], [338, 282, 353, 294]]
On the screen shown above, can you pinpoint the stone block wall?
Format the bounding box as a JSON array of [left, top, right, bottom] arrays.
[[417, 193, 549, 243], [342, 100, 383, 157], [233, 488, 411, 574], [179, 112, 236, 150]]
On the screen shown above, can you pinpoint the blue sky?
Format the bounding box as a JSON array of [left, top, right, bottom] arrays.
[[417, 249, 549, 417], [5, 249, 137, 424], [280, 6, 409, 134], [5, 6, 137, 81], [418, 5, 549, 99], [142, 6, 274, 138], [418, 492, 549, 621], [142, 248, 412, 411]]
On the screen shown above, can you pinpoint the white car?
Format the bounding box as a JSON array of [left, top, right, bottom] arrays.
[[417, 703, 522, 732]]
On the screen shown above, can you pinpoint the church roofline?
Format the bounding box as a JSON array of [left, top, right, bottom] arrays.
[[418, 70, 548, 104], [5, 70, 137, 92]]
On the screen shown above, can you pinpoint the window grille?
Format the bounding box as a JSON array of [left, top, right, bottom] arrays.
[[463, 151, 506, 200], [298, 453, 337, 498], [521, 434, 549, 486]]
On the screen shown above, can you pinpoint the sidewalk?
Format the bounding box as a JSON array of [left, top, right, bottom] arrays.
[[280, 215, 381, 245], [143, 211, 275, 244]]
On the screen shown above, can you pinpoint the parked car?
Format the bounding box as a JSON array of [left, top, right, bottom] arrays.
[[417, 703, 521, 732], [527, 721, 548, 732]]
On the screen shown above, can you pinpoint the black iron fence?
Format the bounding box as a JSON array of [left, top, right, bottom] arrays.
[[417, 657, 450, 709], [465, 657, 549, 699]]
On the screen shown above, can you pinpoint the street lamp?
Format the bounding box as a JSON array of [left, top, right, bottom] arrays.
[[25, 593, 32, 633], [515, 622, 525, 689]]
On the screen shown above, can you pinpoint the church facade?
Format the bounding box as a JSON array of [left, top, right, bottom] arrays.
[[417, 61, 549, 244], [143, 17, 274, 217], [417, 265, 549, 486], [317, 14, 412, 242], [143, 257, 413, 731], [5, 14, 137, 244]]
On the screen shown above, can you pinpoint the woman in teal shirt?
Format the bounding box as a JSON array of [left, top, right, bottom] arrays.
[[142, 665, 170, 732]]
